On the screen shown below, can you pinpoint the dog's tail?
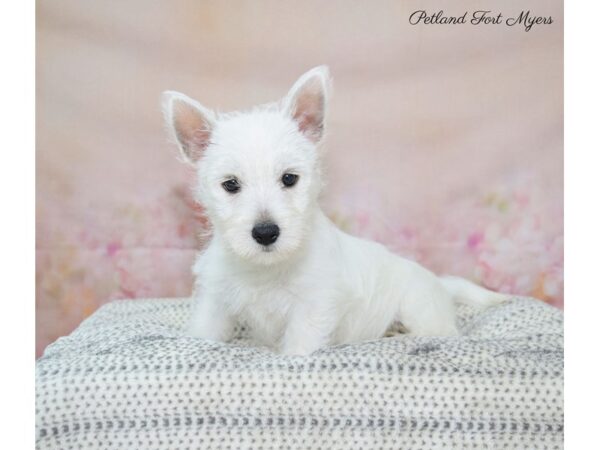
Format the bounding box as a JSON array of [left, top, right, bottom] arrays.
[[439, 275, 510, 308]]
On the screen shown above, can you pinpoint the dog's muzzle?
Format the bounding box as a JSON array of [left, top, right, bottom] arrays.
[[252, 222, 280, 246]]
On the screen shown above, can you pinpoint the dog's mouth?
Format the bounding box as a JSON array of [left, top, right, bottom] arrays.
[[260, 245, 275, 253]]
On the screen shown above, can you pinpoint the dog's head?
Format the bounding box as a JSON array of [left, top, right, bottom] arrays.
[[162, 66, 331, 265]]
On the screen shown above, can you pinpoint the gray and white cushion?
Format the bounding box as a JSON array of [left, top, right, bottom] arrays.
[[36, 297, 563, 449]]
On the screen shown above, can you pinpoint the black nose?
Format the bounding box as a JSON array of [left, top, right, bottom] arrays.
[[252, 222, 280, 246]]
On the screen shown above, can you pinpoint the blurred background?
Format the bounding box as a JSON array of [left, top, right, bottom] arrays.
[[36, 0, 563, 356]]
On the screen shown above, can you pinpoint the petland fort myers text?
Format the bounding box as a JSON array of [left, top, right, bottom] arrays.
[[409, 10, 553, 32]]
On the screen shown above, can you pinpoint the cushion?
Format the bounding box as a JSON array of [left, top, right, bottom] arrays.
[[36, 297, 563, 449]]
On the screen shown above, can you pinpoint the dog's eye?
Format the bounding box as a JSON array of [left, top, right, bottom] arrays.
[[281, 173, 299, 188], [222, 179, 241, 193]]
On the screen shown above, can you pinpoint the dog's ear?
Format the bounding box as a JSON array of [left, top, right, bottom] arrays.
[[162, 91, 216, 164], [283, 66, 331, 144]]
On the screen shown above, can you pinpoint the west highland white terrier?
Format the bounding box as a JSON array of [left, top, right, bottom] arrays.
[[162, 66, 509, 355]]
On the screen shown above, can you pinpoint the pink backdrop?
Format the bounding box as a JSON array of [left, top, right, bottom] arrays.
[[36, 1, 563, 356]]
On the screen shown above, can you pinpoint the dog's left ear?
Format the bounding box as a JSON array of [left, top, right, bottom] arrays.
[[283, 66, 331, 144], [162, 91, 216, 165]]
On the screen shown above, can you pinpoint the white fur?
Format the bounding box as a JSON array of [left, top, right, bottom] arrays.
[[162, 66, 509, 356]]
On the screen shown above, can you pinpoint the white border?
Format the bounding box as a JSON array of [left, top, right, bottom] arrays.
[[0, 1, 35, 448], [565, 0, 600, 447]]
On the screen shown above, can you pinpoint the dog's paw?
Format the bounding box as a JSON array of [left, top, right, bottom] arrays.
[[279, 343, 317, 357]]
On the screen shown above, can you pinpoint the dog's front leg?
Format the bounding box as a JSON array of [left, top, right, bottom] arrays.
[[186, 292, 235, 342], [280, 301, 336, 356]]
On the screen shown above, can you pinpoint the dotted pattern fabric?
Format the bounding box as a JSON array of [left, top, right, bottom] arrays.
[[36, 297, 563, 449]]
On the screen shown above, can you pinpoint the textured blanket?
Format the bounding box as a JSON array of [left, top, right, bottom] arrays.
[[36, 297, 563, 449]]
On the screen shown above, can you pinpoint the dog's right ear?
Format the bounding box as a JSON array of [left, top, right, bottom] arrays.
[[162, 91, 216, 164], [283, 66, 331, 144]]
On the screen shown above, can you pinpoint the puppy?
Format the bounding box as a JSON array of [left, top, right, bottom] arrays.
[[162, 66, 508, 355]]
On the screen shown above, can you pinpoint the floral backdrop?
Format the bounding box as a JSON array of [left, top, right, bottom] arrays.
[[36, 0, 563, 357]]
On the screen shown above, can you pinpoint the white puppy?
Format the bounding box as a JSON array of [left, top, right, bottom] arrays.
[[162, 66, 508, 355]]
